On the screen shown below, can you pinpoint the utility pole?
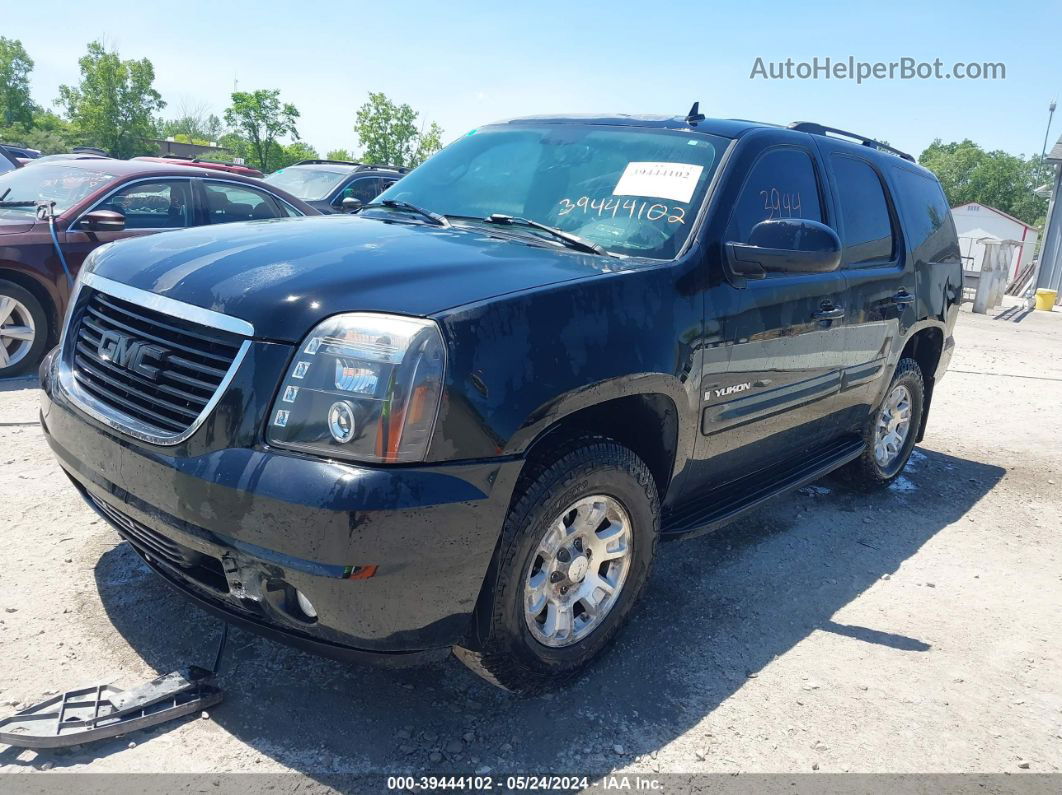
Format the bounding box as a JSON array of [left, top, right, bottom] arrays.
[[1039, 99, 1056, 182]]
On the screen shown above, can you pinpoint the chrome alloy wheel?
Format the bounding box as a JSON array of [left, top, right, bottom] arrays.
[[523, 495, 633, 648], [0, 295, 36, 370], [874, 384, 913, 468]]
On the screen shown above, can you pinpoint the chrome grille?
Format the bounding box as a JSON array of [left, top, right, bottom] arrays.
[[70, 287, 244, 438]]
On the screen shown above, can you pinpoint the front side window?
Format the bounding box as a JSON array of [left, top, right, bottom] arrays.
[[338, 177, 381, 204], [832, 156, 895, 265], [726, 148, 823, 245], [203, 182, 282, 224], [98, 180, 192, 229], [0, 164, 116, 219], [374, 124, 728, 259]]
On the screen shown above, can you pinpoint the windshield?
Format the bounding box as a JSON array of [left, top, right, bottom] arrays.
[[373, 124, 727, 259], [265, 167, 348, 201], [0, 164, 115, 218]]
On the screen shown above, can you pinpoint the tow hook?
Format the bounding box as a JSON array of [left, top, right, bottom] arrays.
[[0, 623, 230, 749]]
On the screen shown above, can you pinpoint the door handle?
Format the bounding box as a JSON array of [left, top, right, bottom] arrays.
[[812, 304, 845, 320], [892, 290, 915, 305]]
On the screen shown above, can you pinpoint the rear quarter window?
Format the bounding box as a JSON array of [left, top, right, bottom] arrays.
[[891, 167, 960, 263]]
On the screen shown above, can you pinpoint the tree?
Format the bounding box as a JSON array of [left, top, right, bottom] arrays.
[[413, 121, 444, 166], [354, 92, 444, 168], [326, 148, 354, 161], [0, 110, 79, 154], [56, 41, 165, 159], [272, 140, 319, 170], [919, 139, 1047, 227], [0, 37, 36, 126], [161, 102, 223, 143], [223, 89, 299, 173]]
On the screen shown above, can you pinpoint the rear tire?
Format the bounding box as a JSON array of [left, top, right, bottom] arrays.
[[840, 357, 924, 490], [0, 280, 49, 378], [454, 436, 660, 695]]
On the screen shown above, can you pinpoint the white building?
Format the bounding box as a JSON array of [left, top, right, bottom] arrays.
[[951, 202, 1038, 281]]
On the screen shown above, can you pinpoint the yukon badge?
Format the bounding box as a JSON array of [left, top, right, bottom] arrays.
[[706, 382, 752, 401]]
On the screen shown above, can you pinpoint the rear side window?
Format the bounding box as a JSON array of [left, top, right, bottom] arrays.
[[891, 168, 958, 262], [727, 148, 823, 244], [831, 156, 895, 265], [204, 182, 283, 224]]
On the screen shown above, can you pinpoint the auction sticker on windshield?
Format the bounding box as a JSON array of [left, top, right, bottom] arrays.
[[613, 161, 704, 203]]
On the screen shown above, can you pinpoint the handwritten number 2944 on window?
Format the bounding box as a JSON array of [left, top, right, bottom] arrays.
[[760, 188, 802, 219]]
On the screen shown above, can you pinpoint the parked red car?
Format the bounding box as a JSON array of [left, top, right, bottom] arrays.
[[0, 158, 317, 377], [132, 156, 265, 179]]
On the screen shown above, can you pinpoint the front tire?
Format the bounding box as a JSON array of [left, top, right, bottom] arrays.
[[454, 437, 660, 694], [0, 280, 49, 378], [840, 357, 925, 490]]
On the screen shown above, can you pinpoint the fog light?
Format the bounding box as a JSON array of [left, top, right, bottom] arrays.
[[295, 588, 317, 619]]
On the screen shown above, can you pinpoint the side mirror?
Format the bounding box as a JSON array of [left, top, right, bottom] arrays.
[[79, 209, 126, 232], [340, 197, 363, 213], [726, 218, 841, 278]]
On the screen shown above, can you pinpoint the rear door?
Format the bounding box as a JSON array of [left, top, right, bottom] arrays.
[[198, 180, 289, 224], [691, 139, 849, 486], [816, 144, 912, 431]]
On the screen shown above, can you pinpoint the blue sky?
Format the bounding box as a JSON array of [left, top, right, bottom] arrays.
[[7, 0, 1061, 161]]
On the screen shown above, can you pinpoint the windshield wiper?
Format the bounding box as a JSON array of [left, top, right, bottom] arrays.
[[482, 213, 609, 256], [361, 199, 450, 227], [0, 200, 38, 208]]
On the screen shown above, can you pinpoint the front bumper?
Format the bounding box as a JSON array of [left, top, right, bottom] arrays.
[[40, 350, 522, 660]]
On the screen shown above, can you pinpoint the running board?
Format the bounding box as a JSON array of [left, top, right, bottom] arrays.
[[662, 438, 864, 538]]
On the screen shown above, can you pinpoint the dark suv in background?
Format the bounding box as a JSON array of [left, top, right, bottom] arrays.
[[264, 159, 406, 213], [0, 158, 315, 377], [40, 112, 960, 694]]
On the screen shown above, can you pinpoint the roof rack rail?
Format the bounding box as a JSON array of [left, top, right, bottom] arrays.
[[787, 122, 915, 162], [292, 159, 411, 173], [293, 158, 366, 167]]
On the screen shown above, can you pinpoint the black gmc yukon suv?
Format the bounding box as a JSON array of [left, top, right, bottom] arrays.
[[40, 113, 960, 694]]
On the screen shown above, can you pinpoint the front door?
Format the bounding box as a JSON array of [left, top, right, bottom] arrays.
[[692, 141, 849, 487], [62, 178, 195, 276]]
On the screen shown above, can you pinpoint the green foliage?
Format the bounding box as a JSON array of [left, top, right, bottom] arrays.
[[0, 37, 35, 126], [160, 109, 223, 144], [273, 140, 318, 170], [56, 40, 165, 159], [354, 92, 443, 168], [223, 90, 299, 173], [414, 121, 444, 167], [919, 139, 1048, 227], [325, 148, 354, 162], [0, 111, 79, 154]]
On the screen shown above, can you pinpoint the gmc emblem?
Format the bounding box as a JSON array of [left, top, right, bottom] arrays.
[[97, 330, 167, 380]]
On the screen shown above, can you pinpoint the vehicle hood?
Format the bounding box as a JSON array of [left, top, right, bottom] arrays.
[[0, 217, 36, 235], [87, 215, 635, 342]]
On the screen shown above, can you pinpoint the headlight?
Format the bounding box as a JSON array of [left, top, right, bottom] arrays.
[[267, 313, 446, 464]]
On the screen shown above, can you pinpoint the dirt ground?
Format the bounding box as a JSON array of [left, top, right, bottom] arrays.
[[1, 298, 1060, 781]]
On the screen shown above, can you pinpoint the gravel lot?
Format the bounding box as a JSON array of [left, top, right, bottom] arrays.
[[1, 299, 1060, 780]]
